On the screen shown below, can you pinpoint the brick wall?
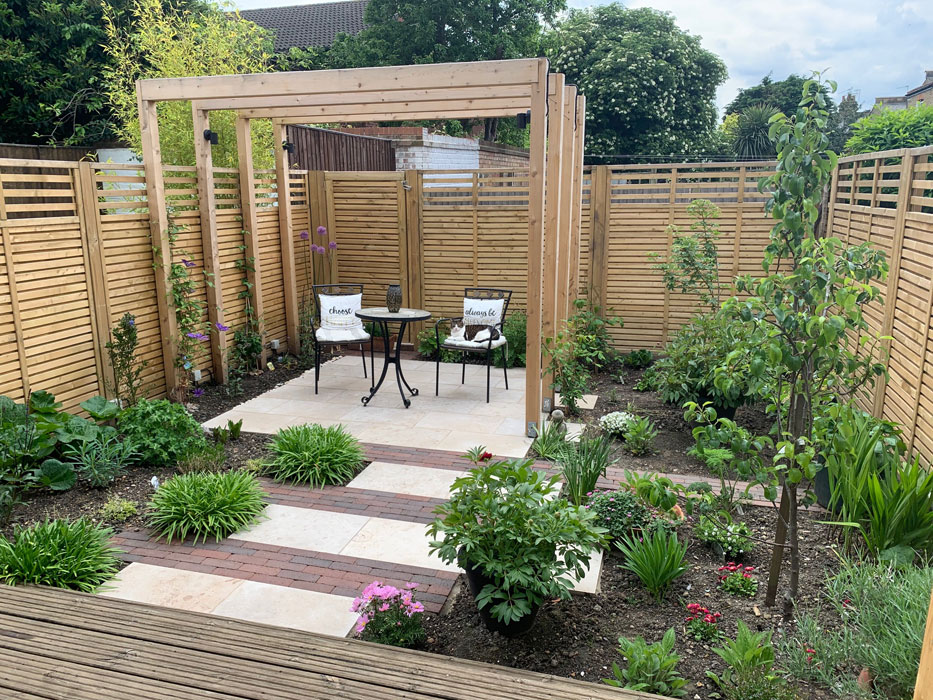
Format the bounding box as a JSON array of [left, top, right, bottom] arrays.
[[478, 141, 529, 169]]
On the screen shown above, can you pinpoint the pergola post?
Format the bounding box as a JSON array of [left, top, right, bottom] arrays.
[[192, 106, 228, 382], [524, 60, 549, 436], [273, 120, 300, 355], [555, 86, 577, 330], [136, 90, 179, 395], [540, 74, 565, 412], [568, 95, 586, 314], [235, 116, 266, 364]]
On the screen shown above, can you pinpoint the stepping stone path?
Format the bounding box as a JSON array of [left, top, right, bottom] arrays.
[[108, 444, 604, 638]]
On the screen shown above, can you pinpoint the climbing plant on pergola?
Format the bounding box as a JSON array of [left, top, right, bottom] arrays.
[[135, 58, 585, 435]]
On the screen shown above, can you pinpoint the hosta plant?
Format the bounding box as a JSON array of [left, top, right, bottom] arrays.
[[265, 423, 364, 488], [0, 518, 120, 592], [147, 471, 267, 544], [603, 628, 687, 697]]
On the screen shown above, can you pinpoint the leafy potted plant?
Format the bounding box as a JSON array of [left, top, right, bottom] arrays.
[[367, 321, 398, 353], [427, 447, 607, 636]]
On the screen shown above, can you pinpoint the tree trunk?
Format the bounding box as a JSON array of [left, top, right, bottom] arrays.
[[484, 117, 499, 142]]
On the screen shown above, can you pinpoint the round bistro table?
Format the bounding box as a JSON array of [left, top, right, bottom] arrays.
[[356, 307, 432, 408]]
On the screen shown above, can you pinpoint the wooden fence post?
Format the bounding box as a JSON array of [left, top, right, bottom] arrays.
[[0, 173, 29, 399], [916, 587, 933, 700], [235, 117, 266, 365], [731, 166, 746, 280], [404, 169, 424, 339], [76, 162, 115, 397], [661, 167, 678, 344], [555, 86, 576, 329], [588, 165, 609, 313], [568, 94, 586, 305], [273, 121, 300, 356], [193, 107, 228, 382], [874, 150, 914, 419]]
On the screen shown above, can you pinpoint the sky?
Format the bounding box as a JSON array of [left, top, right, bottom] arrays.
[[232, 0, 932, 113]]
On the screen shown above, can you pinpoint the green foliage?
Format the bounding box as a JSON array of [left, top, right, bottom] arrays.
[[616, 528, 689, 601], [102, 0, 274, 167], [428, 454, 606, 624], [651, 199, 726, 311], [496, 311, 527, 368], [846, 104, 933, 154], [176, 442, 227, 475], [586, 489, 659, 541], [781, 561, 933, 699], [718, 563, 759, 597], [651, 311, 763, 413], [548, 3, 726, 158], [622, 416, 658, 456], [147, 471, 267, 544], [63, 426, 138, 488], [105, 312, 147, 407], [80, 395, 121, 423], [599, 410, 635, 438], [418, 326, 457, 363], [212, 419, 243, 445], [99, 497, 138, 523], [265, 423, 364, 488], [118, 398, 206, 468], [696, 514, 754, 559], [530, 420, 573, 460], [618, 469, 685, 513], [622, 349, 653, 369], [732, 104, 780, 160], [708, 621, 795, 700], [602, 628, 687, 697], [727, 74, 838, 126], [0, 519, 120, 592], [559, 435, 614, 506]]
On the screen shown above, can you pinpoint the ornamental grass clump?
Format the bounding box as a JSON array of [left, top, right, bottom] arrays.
[[350, 580, 426, 648], [428, 450, 607, 625], [265, 423, 364, 488], [0, 518, 120, 592], [559, 434, 614, 506], [147, 471, 267, 544], [616, 528, 689, 602]]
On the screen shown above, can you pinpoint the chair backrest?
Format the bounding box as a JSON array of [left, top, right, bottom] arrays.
[[463, 287, 512, 327], [313, 284, 363, 324]]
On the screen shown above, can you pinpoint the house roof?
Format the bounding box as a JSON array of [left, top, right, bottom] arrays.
[[239, 0, 369, 53], [905, 70, 933, 98]]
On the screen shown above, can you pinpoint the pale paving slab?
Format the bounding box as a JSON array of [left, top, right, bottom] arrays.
[[347, 461, 465, 500], [572, 549, 603, 594], [102, 562, 245, 613], [341, 518, 458, 573], [556, 393, 599, 411], [564, 422, 586, 442], [229, 503, 368, 552], [211, 580, 357, 637]]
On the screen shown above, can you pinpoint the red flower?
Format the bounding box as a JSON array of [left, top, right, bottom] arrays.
[[480, 451, 493, 462]]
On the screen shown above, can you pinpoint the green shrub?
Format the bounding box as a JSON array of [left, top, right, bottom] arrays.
[[780, 561, 933, 699], [530, 420, 573, 461], [559, 435, 613, 506], [622, 416, 658, 456], [428, 454, 607, 624], [118, 399, 206, 468], [176, 442, 227, 474], [602, 628, 687, 697], [845, 104, 933, 154], [99, 496, 138, 522], [495, 310, 527, 368], [147, 471, 267, 544], [696, 513, 753, 558], [586, 489, 659, 541], [417, 326, 457, 362], [622, 349, 653, 369], [266, 423, 364, 488], [616, 528, 689, 602], [0, 518, 120, 592], [63, 427, 138, 488]]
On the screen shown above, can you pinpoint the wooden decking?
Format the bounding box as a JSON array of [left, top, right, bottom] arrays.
[[0, 585, 657, 699]]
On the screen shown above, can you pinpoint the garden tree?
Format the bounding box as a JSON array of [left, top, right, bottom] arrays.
[[726, 74, 835, 120], [731, 104, 779, 160], [547, 4, 727, 157], [845, 104, 933, 154], [0, 0, 208, 146], [714, 75, 887, 616], [102, 0, 274, 168], [830, 92, 862, 152]]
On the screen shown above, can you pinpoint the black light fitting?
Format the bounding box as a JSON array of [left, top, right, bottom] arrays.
[[516, 110, 531, 129], [203, 129, 219, 145], [282, 141, 296, 154]]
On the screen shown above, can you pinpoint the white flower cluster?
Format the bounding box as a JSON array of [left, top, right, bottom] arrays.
[[599, 411, 636, 437]]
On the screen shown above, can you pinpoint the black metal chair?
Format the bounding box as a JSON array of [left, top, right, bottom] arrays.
[[434, 287, 512, 403], [311, 284, 374, 395]]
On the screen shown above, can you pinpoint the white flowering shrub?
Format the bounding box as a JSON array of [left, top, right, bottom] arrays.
[[546, 5, 727, 157], [599, 411, 635, 437]]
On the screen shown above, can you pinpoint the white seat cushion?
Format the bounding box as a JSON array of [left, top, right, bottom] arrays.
[[316, 326, 371, 344], [443, 336, 507, 350]]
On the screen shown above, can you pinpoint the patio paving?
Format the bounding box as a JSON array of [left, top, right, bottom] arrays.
[[203, 354, 533, 457]]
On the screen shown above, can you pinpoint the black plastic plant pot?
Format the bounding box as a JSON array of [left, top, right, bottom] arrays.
[[460, 554, 540, 637], [813, 465, 831, 509]]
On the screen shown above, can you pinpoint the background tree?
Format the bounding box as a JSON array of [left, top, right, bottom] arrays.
[[102, 0, 274, 168], [731, 104, 779, 160], [726, 74, 836, 119], [547, 4, 726, 158], [845, 104, 933, 154]]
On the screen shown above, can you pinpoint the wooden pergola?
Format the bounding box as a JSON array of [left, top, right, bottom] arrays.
[[136, 58, 586, 435]]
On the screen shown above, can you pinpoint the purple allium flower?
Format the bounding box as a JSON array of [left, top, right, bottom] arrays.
[[299, 230, 309, 240], [192, 387, 204, 398], [215, 322, 229, 332], [181, 259, 196, 268], [186, 331, 208, 340], [316, 225, 327, 236], [314, 245, 325, 255], [328, 241, 337, 250]]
